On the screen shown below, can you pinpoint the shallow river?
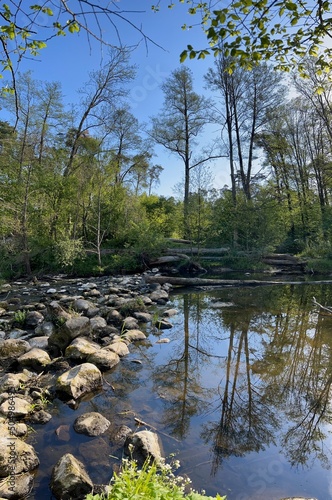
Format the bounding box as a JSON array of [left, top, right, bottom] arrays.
[[8, 280, 332, 499]]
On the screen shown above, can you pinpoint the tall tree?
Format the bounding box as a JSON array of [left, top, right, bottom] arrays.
[[64, 48, 136, 176], [205, 56, 285, 200], [151, 66, 211, 237]]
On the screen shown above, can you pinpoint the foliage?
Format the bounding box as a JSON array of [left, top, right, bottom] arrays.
[[85, 457, 226, 500], [119, 298, 147, 317], [54, 237, 86, 270], [305, 258, 332, 274], [172, 0, 332, 75], [13, 309, 27, 327]]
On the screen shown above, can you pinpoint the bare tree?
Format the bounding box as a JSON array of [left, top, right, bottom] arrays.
[[150, 66, 213, 238]]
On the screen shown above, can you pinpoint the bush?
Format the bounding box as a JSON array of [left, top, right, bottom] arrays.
[[85, 458, 225, 500], [54, 237, 86, 269]]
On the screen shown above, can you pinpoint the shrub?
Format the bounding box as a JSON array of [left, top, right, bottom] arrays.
[[85, 458, 225, 500]]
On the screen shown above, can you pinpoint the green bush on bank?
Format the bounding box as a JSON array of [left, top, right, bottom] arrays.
[[85, 458, 226, 500]]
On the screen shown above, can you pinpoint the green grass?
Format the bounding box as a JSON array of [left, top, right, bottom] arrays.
[[86, 458, 226, 500]]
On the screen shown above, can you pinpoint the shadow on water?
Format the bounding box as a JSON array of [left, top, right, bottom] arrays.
[[21, 283, 332, 499]]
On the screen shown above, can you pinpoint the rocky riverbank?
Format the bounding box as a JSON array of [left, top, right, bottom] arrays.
[[0, 274, 174, 499]]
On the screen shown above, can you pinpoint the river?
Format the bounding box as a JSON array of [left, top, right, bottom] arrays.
[[4, 279, 332, 499]]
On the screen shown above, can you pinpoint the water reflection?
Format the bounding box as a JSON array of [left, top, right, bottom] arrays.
[[24, 283, 332, 499], [152, 284, 332, 498]]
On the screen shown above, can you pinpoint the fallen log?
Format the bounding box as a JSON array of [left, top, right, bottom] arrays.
[[165, 247, 229, 255], [144, 275, 332, 287], [150, 255, 189, 265], [262, 259, 304, 267]]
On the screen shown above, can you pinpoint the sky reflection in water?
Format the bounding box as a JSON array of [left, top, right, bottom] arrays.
[[30, 283, 332, 500]]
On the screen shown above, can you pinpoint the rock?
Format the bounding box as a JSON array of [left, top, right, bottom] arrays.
[[0, 420, 28, 439], [28, 410, 52, 424], [150, 289, 169, 304], [0, 397, 31, 418], [87, 350, 120, 371], [122, 329, 146, 341], [0, 339, 30, 359], [73, 298, 94, 313], [78, 437, 110, 468], [122, 316, 139, 330], [0, 372, 30, 392], [55, 363, 102, 399], [7, 328, 29, 340], [25, 311, 44, 327], [28, 336, 49, 350], [90, 316, 107, 333], [86, 307, 100, 318], [103, 341, 129, 357], [84, 288, 101, 298], [0, 471, 35, 499], [154, 319, 173, 329], [134, 312, 152, 323], [162, 308, 178, 317], [35, 321, 55, 337], [50, 453, 93, 499], [0, 436, 39, 476], [155, 338, 170, 344], [141, 296, 153, 305], [55, 424, 70, 442], [109, 425, 132, 446], [18, 347, 51, 370], [106, 309, 122, 326], [73, 412, 110, 436], [65, 337, 100, 360], [124, 430, 162, 465], [49, 316, 91, 351], [48, 301, 72, 322]]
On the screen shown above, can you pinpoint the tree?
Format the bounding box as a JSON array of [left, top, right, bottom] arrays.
[[0, 2, 158, 88], [176, 0, 332, 74], [150, 66, 211, 238], [64, 48, 135, 176], [205, 55, 285, 201]]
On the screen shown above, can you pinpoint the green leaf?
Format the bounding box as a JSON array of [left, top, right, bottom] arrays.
[[68, 22, 80, 33], [180, 50, 188, 63]]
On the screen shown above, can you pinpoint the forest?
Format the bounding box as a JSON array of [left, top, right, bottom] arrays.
[[1, 45, 332, 279]]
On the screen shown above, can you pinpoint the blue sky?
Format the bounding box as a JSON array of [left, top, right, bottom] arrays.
[[2, 1, 230, 196]]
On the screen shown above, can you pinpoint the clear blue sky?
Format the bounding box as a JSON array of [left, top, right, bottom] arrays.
[[2, 1, 230, 196]]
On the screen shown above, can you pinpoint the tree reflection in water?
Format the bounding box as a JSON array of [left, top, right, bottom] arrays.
[[151, 284, 332, 486]]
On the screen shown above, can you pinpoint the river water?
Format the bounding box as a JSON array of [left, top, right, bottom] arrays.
[[7, 280, 332, 499]]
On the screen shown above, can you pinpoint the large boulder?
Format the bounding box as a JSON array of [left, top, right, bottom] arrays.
[[48, 316, 91, 352], [73, 412, 110, 436], [55, 363, 102, 399], [50, 453, 93, 500], [0, 436, 39, 476]]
